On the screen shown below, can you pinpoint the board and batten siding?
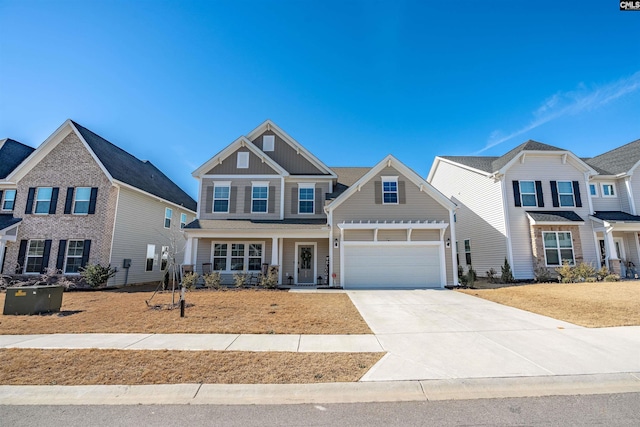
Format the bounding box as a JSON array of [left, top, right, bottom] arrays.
[[332, 166, 454, 285], [204, 148, 279, 175], [283, 180, 330, 219], [504, 155, 598, 279], [200, 177, 281, 220], [429, 160, 507, 277], [251, 130, 326, 175], [109, 186, 192, 286]]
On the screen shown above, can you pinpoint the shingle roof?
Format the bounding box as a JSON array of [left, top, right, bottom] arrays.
[[526, 211, 584, 222], [441, 140, 566, 174], [584, 139, 640, 175], [592, 211, 640, 222], [72, 122, 196, 211], [0, 214, 21, 231], [326, 167, 371, 199], [0, 139, 35, 179], [185, 219, 328, 230]]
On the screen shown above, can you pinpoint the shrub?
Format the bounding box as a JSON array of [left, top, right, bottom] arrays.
[[467, 266, 476, 287], [596, 266, 610, 281], [604, 274, 620, 282], [80, 264, 117, 288], [260, 268, 278, 289], [555, 261, 575, 283], [574, 262, 596, 282], [501, 258, 514, 283], [203, 272, 222, 289], [534, 265, 552, 283], [458, 265, 468, 286], [181, 272, 199, 289], [233, 272, 247, 288], [486, 268, 497, 283]]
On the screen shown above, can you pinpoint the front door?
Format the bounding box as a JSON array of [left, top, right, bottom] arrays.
[[298, 245, 314, 284]]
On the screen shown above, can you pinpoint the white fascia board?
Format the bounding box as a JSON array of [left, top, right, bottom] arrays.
[[427, 156, 492, 182], [192, 136, 289, 178], [327, 154, 456, 212], [113, 180, 197, 214], [201, 174, 282, 179], [338, 221, 449, 230], [183, 229, 329, 239], [498, 151, 597, 176], [246, 120, 337, 178], [627, 160, 640, 175]]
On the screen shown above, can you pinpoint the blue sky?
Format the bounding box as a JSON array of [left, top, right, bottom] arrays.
[[1, 0, 639, 198]]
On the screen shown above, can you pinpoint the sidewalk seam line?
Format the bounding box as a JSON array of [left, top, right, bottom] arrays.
[[418, 380, 429, 402], [296, 335, 301, 352], [121, 334, 154, 350], [476, 331, 556, 376], [224, 334, 240, 351], [193, 383, 203, 399]]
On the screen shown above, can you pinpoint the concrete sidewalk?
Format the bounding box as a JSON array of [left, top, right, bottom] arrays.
[[0, 333, 383, 353]]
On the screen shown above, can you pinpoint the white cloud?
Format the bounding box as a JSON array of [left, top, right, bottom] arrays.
[[478, 71, 640, 153]]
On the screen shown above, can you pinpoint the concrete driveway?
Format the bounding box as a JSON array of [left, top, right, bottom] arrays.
[[348, 290, 640, 382]]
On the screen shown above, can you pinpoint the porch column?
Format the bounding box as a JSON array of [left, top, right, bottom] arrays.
[[271, 237, 279, 266], [0, 240, 5, 274], [183, 236, 195, 266], [604, 229, 621, 275]]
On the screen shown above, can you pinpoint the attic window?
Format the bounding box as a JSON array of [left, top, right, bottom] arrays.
[[237, 152, 249, 169], [263, 135, 275, 152]]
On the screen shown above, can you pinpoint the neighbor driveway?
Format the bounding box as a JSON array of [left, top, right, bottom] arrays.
[[348, 290, 640, 381]]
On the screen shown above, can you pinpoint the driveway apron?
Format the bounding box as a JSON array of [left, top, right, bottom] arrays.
[[348, 290, 640, 382]]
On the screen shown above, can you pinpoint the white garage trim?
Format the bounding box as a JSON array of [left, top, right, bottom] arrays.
[[340, 240, 446, 289]]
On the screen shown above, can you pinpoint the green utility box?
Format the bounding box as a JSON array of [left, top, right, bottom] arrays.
[[3, 286, 64, 315]]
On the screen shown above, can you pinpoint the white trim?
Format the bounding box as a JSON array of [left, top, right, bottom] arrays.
[[600, 182, 617, 198], [381, 176, 399, 205], [294, 242, 317, 285], [278, 238, 284, 284], [449, 208, 458, 286], [245, 120, 337, 178], [624, 177, 637, 215], [212, 181, 231, 214], [542, 231, 576, 267], [250, 182, 269, 214], [108, 186, 121, 265], [24, 239, 46, 275], [279, 177, 285, 220], [210, 241, 266, 273], [196, 178, 202, 219], [114, 180, 196, 213], [427, 156, 492, 181], [164, 207, 173, 229], [201, 174, 282, 179], [496, 150, 597, 177], [556, 180, 577, 208], [262, 134, 275, 152], [499, 178, 515, 272], [518, 180, 538, 207], [328, 154, 456, 212], [192, 135, 289, 178], [63, 239, 85, 275], [337, 220, 448, 230], [298, 183, 315, 215], [237, 151, 250, 169], [184, 229, 329, 239]]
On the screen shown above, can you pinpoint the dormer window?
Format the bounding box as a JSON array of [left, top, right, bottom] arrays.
[[382, 177, 399, 204], [263, 135, 275, 152], [237, 152, 249, 169]]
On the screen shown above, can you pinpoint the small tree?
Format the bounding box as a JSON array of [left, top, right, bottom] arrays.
[[467, 265, 476, 288], [501, 258, 514, 283], [80, 264, 117, 288]]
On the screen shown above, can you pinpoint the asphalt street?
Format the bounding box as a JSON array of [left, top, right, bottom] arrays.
[[1, 393, 639, 426]]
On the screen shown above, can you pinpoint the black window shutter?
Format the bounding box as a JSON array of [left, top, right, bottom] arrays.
[[291, 187, 298, 214], [550, 181, 559, 207], [229, 186, 237, 213], [573, 181, 582, 207], [374, 181, 382, 204], [0, 190, 3, 206], [268, 186, 275, 214], [512, 181, 521, 207], [88, 187, 98, 214], [535, 181, 544, 207], [25, 187, 35, 214], [16, 240, 28, 273], [41, 240, 52, 273], [81, 240, 91, 267], [49, 188, 59, 214], [56, 240, 67, 271], [64, 188, 75, 214], [398, 181, 406, 204], [244, 186, 251, 213], [315, 189, 322, 214]]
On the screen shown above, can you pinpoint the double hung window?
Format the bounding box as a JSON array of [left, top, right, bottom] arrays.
[[382, 178, 398, 204], [1, 190, 16, 211], [65, 240, 85, 274], [252, 183, 268, 213], [298, 184, 315, 214], [213, 183, 230, 213]]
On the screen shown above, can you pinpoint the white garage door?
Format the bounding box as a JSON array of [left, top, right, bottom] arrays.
[[343, 244, 442, 289]]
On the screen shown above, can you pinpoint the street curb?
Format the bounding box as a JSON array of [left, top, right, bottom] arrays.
[[1, 373, 639, 405]]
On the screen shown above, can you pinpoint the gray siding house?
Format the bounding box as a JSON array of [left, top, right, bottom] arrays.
[[184, 120, 457, 288], [0, 120, 197, 285]]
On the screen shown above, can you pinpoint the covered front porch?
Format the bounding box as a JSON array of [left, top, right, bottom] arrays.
[[591, 212, 640, 278], [182, 219, 330, 286]]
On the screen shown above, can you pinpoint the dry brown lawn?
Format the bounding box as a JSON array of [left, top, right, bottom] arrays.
[[0, 288, 371, 335], [0, 348, 383, 385], [459, 280, 640, 327]]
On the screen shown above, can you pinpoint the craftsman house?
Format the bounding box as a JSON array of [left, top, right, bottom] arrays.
[[183, 120, 457, 288]]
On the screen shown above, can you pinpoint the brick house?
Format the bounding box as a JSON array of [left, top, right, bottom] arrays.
[[0, 120, 196, 286]]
